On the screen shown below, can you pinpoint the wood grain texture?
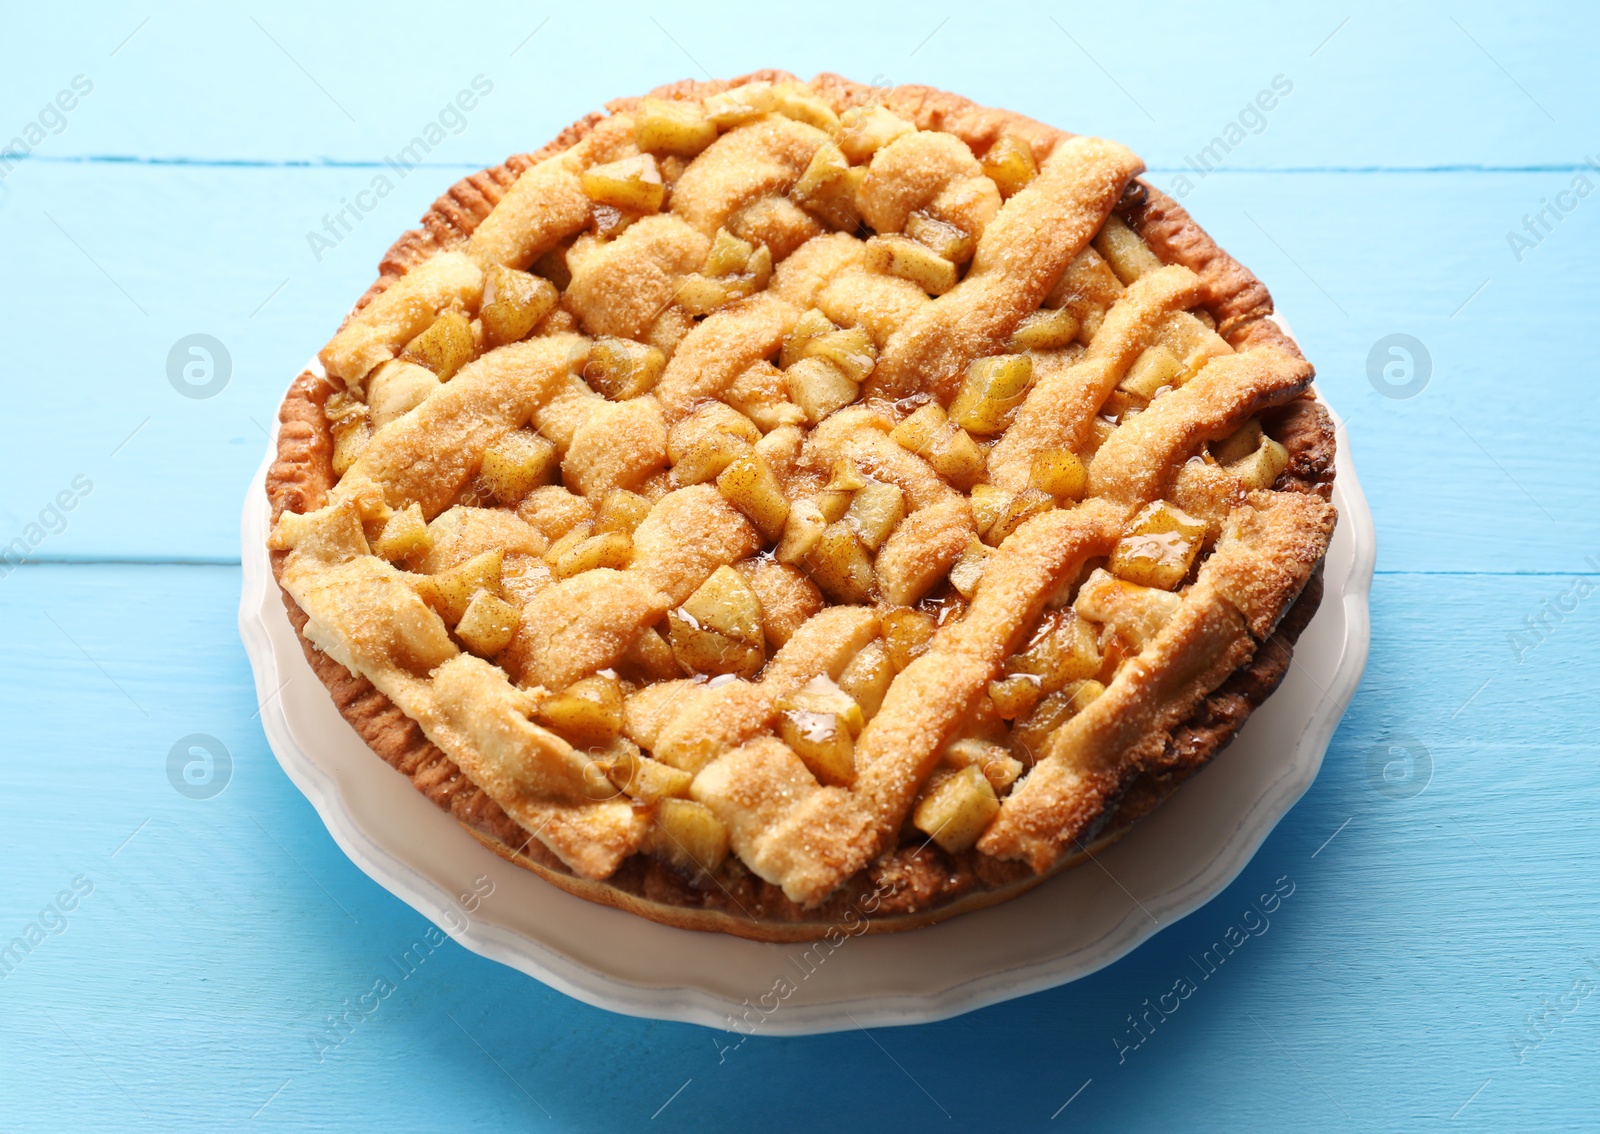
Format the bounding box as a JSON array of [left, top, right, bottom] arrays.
[[3, 161, 1595, 572], [0, 1, 1589, 166], [2, 567, 1596, 1131], [2, 3, 1598, 1130]]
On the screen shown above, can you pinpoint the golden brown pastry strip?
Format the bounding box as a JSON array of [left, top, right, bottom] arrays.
[[857, 129, 999, 237], [702, 500, 1124, 904], [1088, 349, 1314, 505], [655, 292, 800, 422], [280, 554, 643, 878], [985, 264, 1202, 491], [865, 136, 1144, 403], [803, 407, 960, 511], [979, 490, 1334, 871], [653, 605, 880, 771], [320, 250, 483, 383], [977, 575, 1253, 871], [669, 115, 831, 237], [564, 215, 710, 340], [465, 114, 637, 269], [771, 231, 866, 309], [506, 486, 760, 689], [342, 335, 585, 517]]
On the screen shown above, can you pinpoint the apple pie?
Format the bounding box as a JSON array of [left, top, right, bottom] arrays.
[[266, 72, 1336, 942]]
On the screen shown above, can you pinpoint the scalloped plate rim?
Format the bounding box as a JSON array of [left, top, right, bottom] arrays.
[[239, 327, 1371, 1035]]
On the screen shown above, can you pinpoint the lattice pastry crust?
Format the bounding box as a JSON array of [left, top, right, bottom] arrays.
[[267, 72, 1336, 941]]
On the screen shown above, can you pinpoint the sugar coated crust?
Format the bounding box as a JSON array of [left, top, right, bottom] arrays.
[[267, 72, 1335, 939]]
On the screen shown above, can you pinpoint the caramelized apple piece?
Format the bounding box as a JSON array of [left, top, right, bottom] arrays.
[[914, 765, 1000, 852], [634, 97, 717, 156], [617, 624, 682, 684], [1004, 608, 1102, 692], [585, 337, 666, 400], [800, 327, 877, 384], [480, 429, 558, 504], [776, 677, 863, 786], [825, 458, 868, 492], [374, 502, 432, 563], [947, 536, 990, 599], [1110, 501, 1206, 590], [1029, 448, 1087, 501], [1047, 245, 1126, 341], [1212, 419, 1265, 466], [1226, 436, 1290, 490], [838, 103, 914, 163], [1009, 680, 1105, 762], [727, 360, 806, 431], [328, 405, 371, 477], [1119, 344, 1184, 400], [1006, 308, 1078, 353], [770, 82, 840, 134], [842, 480, 905, 552], [881, 607, 937, 671], [888, 403, 984, 490], [982, 134, 1038, 198], [593, 488, 652, 536], [805, 522, 875, 604], [703, 227, 759, 276], [1075, 568, 1183, 651], [479, 264, 558, 349], [943, 737, 1023, 793], [454, 589, 520, 657], [968, 484, 1012, 542], [649, 798, 730, 875], [716, 451, 790, 541], [552, 530, 634, 580], [986, 487, 1055, 545], [781, 308, 837, 368], [790, 142, 862, 230], [948, 353, 1033, 435], [864, 234, 958, 296], [837, 639, 895, 719], [988, 673, 1043, 721], [1093, 213, 1164, 285], [673, 430, 751, 485], [704, 82, 775, 127], [787, 358, 860, 424], [537, 673, 624, 748], [904, 212, 976, 265], [813, 487, 854, 522], [581, 154, 665, 214], [668, 565, 766, 678], [761, 497, 820, 565], [367, 360, 442, 430], [414, 548, 503, 626], [888, 402, 944, 455], [541, 524, 593, 570], [1158, 311, 1232, 372], [678, 232, 774, 314], [400, 311, 476, 380], [606, 748, 694, 802], [590, 205, 636, 239]]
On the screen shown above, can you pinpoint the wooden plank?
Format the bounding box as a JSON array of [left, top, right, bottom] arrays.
[[0, 565, 1596, 1128], [0, 2, 1593, 168], [1, 164, 1594, 571]]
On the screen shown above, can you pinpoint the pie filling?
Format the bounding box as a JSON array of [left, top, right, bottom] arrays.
[[270, 78, 1336, 912]]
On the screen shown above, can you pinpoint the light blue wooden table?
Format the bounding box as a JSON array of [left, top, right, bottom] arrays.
[[3, 2, 1597, 1129]]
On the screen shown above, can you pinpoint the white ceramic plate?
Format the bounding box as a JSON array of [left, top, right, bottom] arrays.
[[240, 348, 1372, 1036]]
